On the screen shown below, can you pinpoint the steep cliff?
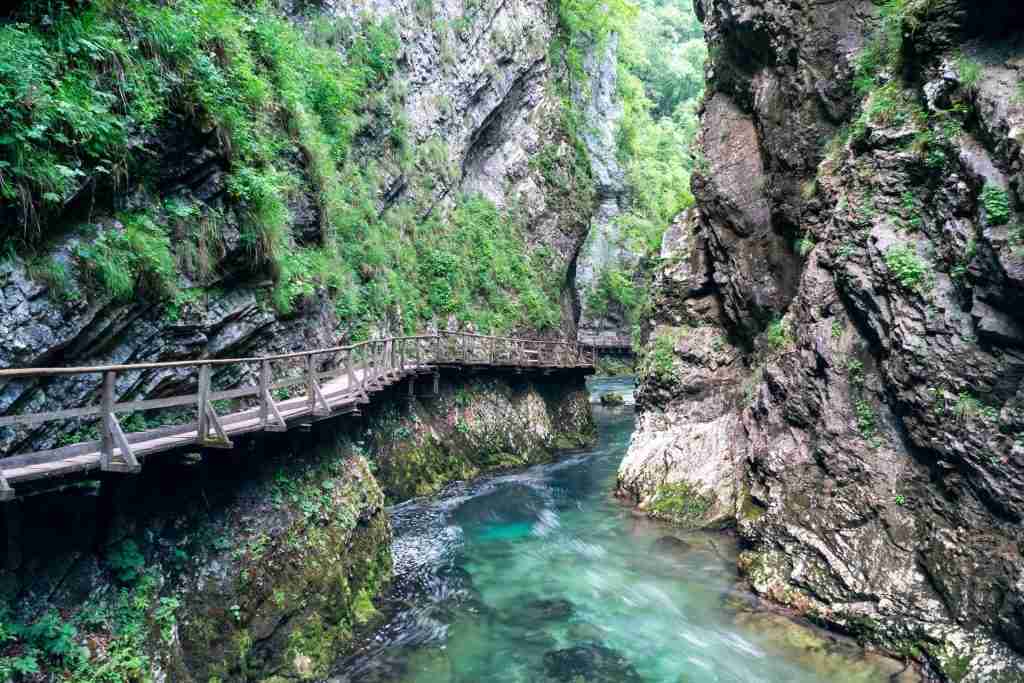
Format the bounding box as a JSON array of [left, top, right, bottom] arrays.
[[0, 0, 598, 456], [621, 1, 1024, 679], [0, 0, 608, 679]]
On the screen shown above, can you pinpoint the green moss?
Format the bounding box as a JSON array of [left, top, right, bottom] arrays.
[[649, 481, 714, 526], [740, 491, 766, 522]]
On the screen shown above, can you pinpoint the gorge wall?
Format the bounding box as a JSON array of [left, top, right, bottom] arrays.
[[0, 0, 600, 456], [621, 0, 1024, 680], [0, 0, 607, 678], [2, 371, 593, 681]]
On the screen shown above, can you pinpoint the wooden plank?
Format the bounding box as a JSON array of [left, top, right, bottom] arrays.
[[0, 404, 101, 429]]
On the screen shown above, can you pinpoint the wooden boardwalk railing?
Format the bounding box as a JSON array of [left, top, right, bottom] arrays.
[[0, 332, 596, 500]]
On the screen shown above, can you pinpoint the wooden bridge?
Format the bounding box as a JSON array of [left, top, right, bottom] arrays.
[[0, 332, 596, 500], [578, 332, 634, 355]]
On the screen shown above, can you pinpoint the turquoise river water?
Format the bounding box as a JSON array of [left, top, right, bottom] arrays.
[[330, 377, 915, 683]]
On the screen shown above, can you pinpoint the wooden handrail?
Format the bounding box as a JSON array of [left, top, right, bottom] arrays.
[[0, 331, 597, 498]]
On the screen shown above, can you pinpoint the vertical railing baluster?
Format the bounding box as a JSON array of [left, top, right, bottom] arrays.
[[346, 349, 357, 393], [260, 360, 270, 427], [197, 364, 210, 444], [306, 354, 316, 413], [100, 370, 116, 470]]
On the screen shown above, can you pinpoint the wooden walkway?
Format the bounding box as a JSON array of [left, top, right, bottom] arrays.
[[0, 332, 596, 500]]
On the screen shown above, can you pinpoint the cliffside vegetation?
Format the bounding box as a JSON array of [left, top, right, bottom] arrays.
[[0, 0, 566, 339], [582, 0, 705, 335]]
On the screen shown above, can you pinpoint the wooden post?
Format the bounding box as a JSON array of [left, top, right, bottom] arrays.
[[101, 370, 116, 469], [99, 370, 141, 472], [260, 360, 270, 427], [307, 354, 331, 417], [0, 469, 13, 502], [399, 338, 406, 372], [490, 336, 496, 364], [197, 365, 210, 445], [434, 332, 442, 363], [198, 364, 232, 448], [261, 360, 286, 432], [346, 349, 357, 393], [433, 371, 440, 395], [306, 354, 316, 413]]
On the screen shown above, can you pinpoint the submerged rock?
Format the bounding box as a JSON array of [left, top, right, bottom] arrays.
[[520, 597, 575, 622], [599, 392, 626, 406], [652, 536, 694, 555], [542, 643, 644, 683]]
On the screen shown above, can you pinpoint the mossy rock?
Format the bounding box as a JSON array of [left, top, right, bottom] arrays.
[[648, 481, 715, 527], [599, 392, 625, 406]]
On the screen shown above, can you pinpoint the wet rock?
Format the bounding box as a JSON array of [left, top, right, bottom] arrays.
[[520, 597, 574, 622], [626, 0, 1024, 678], [542, 643, 643, 683], [651, 536, 693, 556], [599, 392, 625, 406]]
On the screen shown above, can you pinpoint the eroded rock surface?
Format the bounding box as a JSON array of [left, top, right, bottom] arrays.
[[623, 1, 1024, 679]]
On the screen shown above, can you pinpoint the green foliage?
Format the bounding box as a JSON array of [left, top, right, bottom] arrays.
[[884, 244, 929, 291], [980, 183, 1011, 226], [587, 267, 640, 319], [766, 317, 792, 351], [4, 0, 566, 334], [796, 236, 815, 257], [855, 399, 877, 438], [76, 214, 177, 301], [25, 255, 79, 302], [954, 392, 999, 422], [847, 358, 865, 388], [553, 0, 637, 84], [956, 54, 982, 89], [613, 0, 703, 257], [853, 0, 907, 96], [107, 539, 146, 584], [640, 329, 682, 382], [0, 569, 168, 681]]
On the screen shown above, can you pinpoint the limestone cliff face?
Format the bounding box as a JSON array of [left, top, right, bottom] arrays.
[[622, 1, 1024, 679], [0, 0, 600, 457]]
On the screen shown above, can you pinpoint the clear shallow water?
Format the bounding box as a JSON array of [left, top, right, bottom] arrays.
[[330, 378, 912, 683]]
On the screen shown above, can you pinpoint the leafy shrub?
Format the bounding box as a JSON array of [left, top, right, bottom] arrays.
[[852, 0, 907, 96], [981, 183, 1011, 226], [107, 540, 145, 584], [640, 330, 680, 382], [884, 244, 929, 291], [854, 400, 877, 437], [766, 317, 791, 351], [76, 215, 176, 301]]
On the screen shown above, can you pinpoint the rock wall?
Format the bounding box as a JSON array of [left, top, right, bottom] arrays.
[[572, 37, 634, 344], [622, 1, 1024, 679], [0, 371, 595, 680], [0, 0, 601, 457]]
